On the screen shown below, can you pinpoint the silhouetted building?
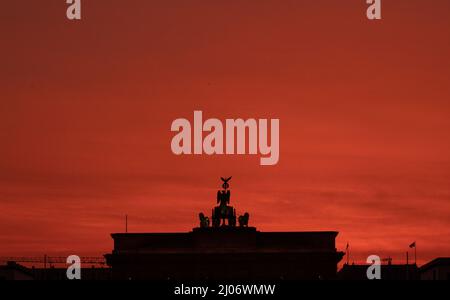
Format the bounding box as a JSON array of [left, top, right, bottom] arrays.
[[0, 261, 111, 280], [31, 266, 111, 280], [420, 257, 450, 280], [106, 178, 344, 280], [105, 227, 344, 280], [0, 262, 34, 280], [338, 263, 419, 280]]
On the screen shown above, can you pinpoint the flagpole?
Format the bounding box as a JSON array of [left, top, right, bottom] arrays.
[[406, 251, 409, 280], [414, 244, 417, 265]]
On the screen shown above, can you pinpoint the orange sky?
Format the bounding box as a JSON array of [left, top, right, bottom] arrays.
[[1, 0, 450, 266]]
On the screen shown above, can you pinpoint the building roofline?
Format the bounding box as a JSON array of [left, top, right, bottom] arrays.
[[420, 257, 450, 272]]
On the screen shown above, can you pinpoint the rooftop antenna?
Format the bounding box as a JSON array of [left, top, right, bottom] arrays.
[[125, 214, 128, 233]]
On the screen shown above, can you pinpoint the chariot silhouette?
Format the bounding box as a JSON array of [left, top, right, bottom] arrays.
[[198, 176, 249, 228]]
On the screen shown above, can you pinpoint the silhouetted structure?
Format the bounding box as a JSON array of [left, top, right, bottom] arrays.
[[105, 177, 344, 280], [211, 176, 240, 227], [31, 267, 111, 280], [0, 262, 34, 280], [0, 261, 111, 280], [420, 257, 450, 280], [338, 263, 419, 280]]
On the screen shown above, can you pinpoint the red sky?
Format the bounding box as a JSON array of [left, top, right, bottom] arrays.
[[1, 0, 450, 266]]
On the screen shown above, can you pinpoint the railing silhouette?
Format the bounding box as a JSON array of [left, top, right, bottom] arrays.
[[0, 256, 106, 266]]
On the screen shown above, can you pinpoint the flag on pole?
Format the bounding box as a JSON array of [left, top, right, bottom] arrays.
[[409, 241, 416, 248]]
